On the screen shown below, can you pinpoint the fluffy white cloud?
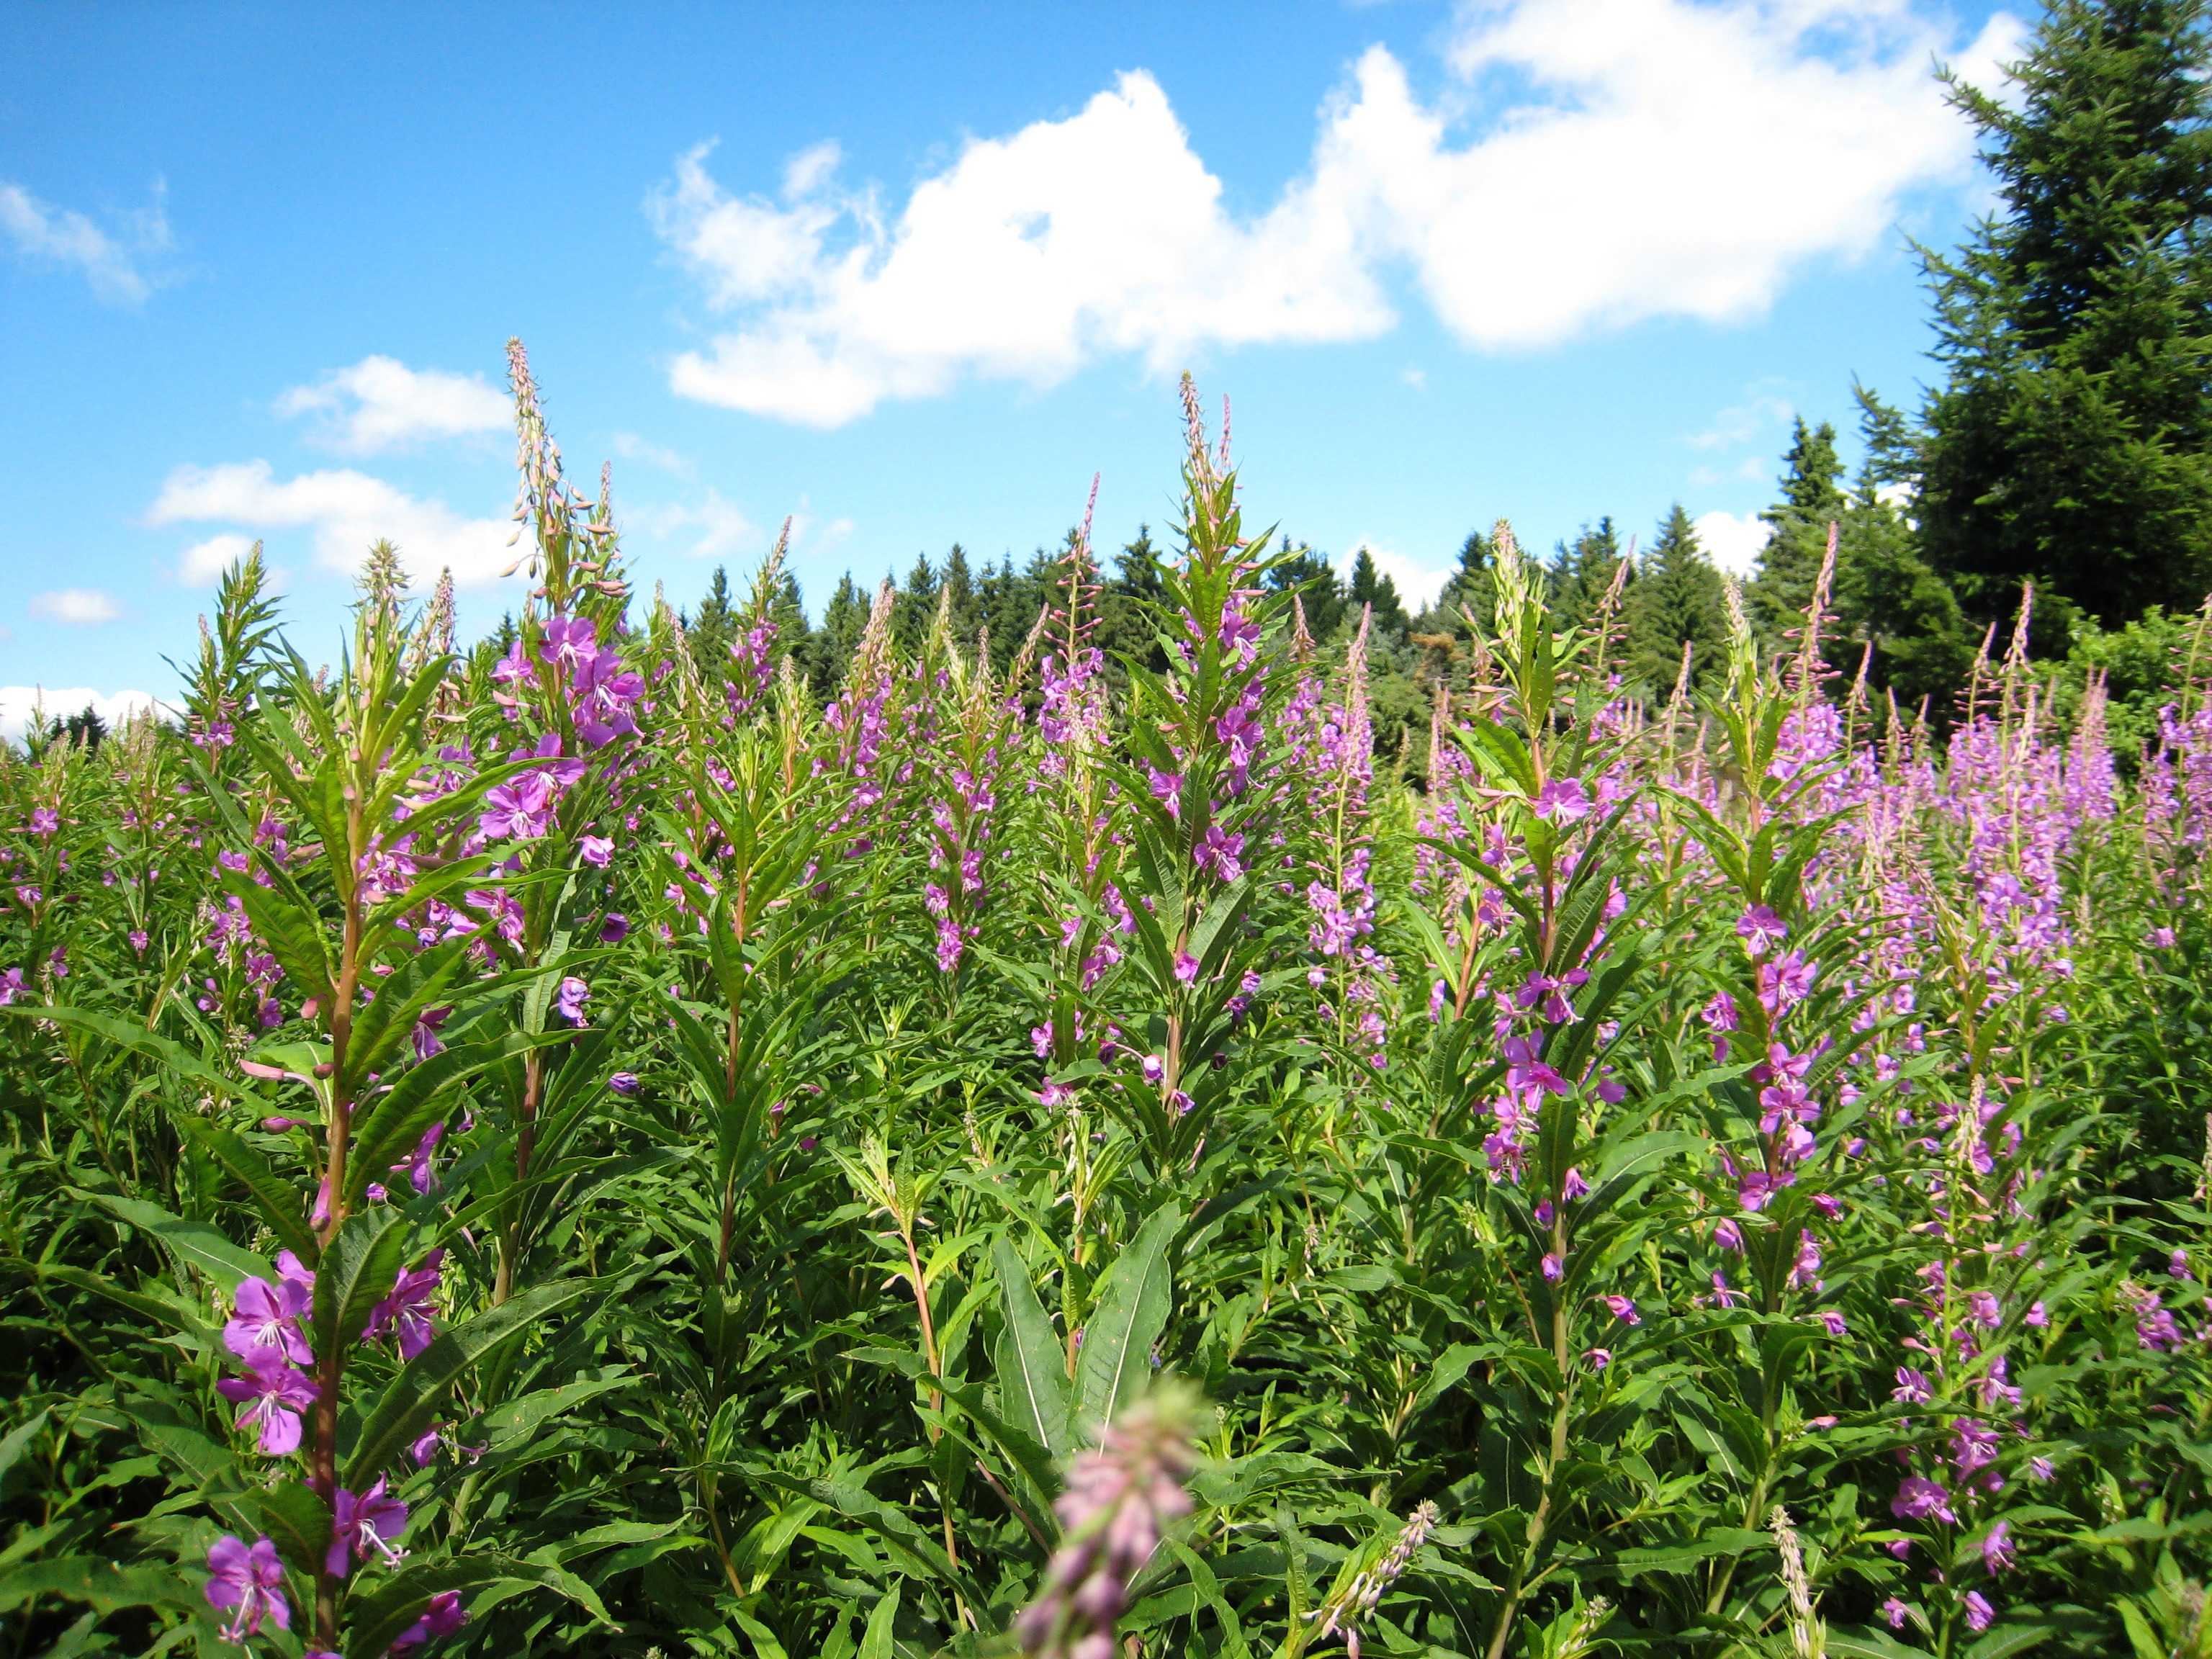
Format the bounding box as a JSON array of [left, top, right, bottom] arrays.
[[30, 589, 120, 625], [0, 686, 166, 744], [0, 179, 171, 305], [178, 532, 259, 587], [611, 432, 696, 477], [276, 356, 510, 454], [631, 489, 768, 559], [1694, 509, 1772, 577], [148, 461, 516, 587], [652, 1, 2026, 426]]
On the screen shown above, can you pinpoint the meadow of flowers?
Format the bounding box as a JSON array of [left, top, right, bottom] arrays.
[[1, 350, 2207, 1659]]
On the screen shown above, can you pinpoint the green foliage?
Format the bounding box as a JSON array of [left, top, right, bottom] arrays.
[[1919, 0, 2212, 628], [2, 355, 2208, 1659]]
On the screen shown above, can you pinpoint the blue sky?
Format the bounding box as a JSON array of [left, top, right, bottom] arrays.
[[0, 0, 2024, 730]]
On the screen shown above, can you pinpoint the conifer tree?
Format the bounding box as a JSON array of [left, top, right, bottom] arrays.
[[1833, 385, 1977, 707], [1919, 0, 2212, 630], [1547, 518, 1628, 633], [809, 572, 871, 700], [1266, 542, 1346, 639], [1346, 547, 1410, 637], [1426, 527, 1499, 634], [1749, 418, 1846, 638], [1627, 505, 1730, 694]]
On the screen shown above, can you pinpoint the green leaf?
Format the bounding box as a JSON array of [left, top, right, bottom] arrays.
[[256, 1480, 335, 1576], [858, 1578, 902, 1659], [0, 1556, 194, 1617], [1075, 1202, 1180, 1441], [222, 870, 336, 1009], [992, 1235, 1072, 1458], [1, 1004, 239, 1099], [1965, 1625, 2059, 1659], [78, 1190, 273, 1290], [0, 1410, 49, 1497], [346, 1277, 598, 1487], [343, 1553, 614, 1658], [313, 1207, 408, 1359], [347, 1039, 513, 1206], [176, 1115, 319, 1266]]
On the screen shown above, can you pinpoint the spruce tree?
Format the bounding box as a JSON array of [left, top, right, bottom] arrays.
[[1749, 418, 1846, 637], [1345, 547, 1410, 637], [1833, 385, 1977, 707], [1265, 542, 1346, 639], [1547, 518, 1629, 633], [1627, 505, 1730, 694], [1919, 0, 2212, 630], [1426, 528, 1498, 634], [809, 573, 871, 700]]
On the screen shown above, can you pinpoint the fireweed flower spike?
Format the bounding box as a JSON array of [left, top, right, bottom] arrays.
[[1307, 1500, 1441, 1659], [1015, 1382, 1198, 1659]]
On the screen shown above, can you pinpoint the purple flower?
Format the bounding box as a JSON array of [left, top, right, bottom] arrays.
[[1562, 1167, 1590, 1201], [1892, 1475, 1955, 1523], [608, 1071, 640, 1097], [1172, 950, 1200, 984], [1604, 1295, 1640, 1325], [393, 1123, 444, 1195], [1531, 778, 1591, 822], [2026, 1456, 2054, 1483], [205, 1534, 289, 1641], [224, 1269, 314, 1367], [1141, 1053, 1165, 1085], [1967, 1289, 2001, 1327], [1714, 1219, 1745, 1252], [1949, 1419, 1999, 1477], [2171, 1249, 2193, 1280], [1980, 1520, 2015, 1575], [539, 613, 599, 675], [410, 1425, 444, 1467], [392, 1590, 468, 1650], [1893, 1368, 1933, 1404], [1736, 905, 1788, 958], [1755, 951, 1817, 1016], [1964, 1591, 1995, 1632], [1195, 824, 1244, 882], [1881, 1598, 1910, 1631], [29, 807, 58, 836], [1815, 1310, 1847, 1336], [1583, 1347, 1612, 1370], [555, 975, 590, 1026], [365, 1250, 444, 1360], [598, 912, 630, 944], [578, 834, 614, 867], [328, 1477, 409, 1576], [1541, 1253, 1563, 1282], [216, 1347, 318, 1455]]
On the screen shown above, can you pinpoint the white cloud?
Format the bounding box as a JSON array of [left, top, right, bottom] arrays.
[[148, 460, 516, 587], [178, 532, 259, 587], [0, 687, 166, 744], [30, 589, 120, 625], [1348, 541, 1454, 611], [0, 178, 171, 305], [632, 489, 767, 559], [652, 2, 2025, 426], [1694, 509, 1772, 577], [1688, 389, 1795, 451], [611, 431, 696, 477], [276, 356, 510, 454]]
